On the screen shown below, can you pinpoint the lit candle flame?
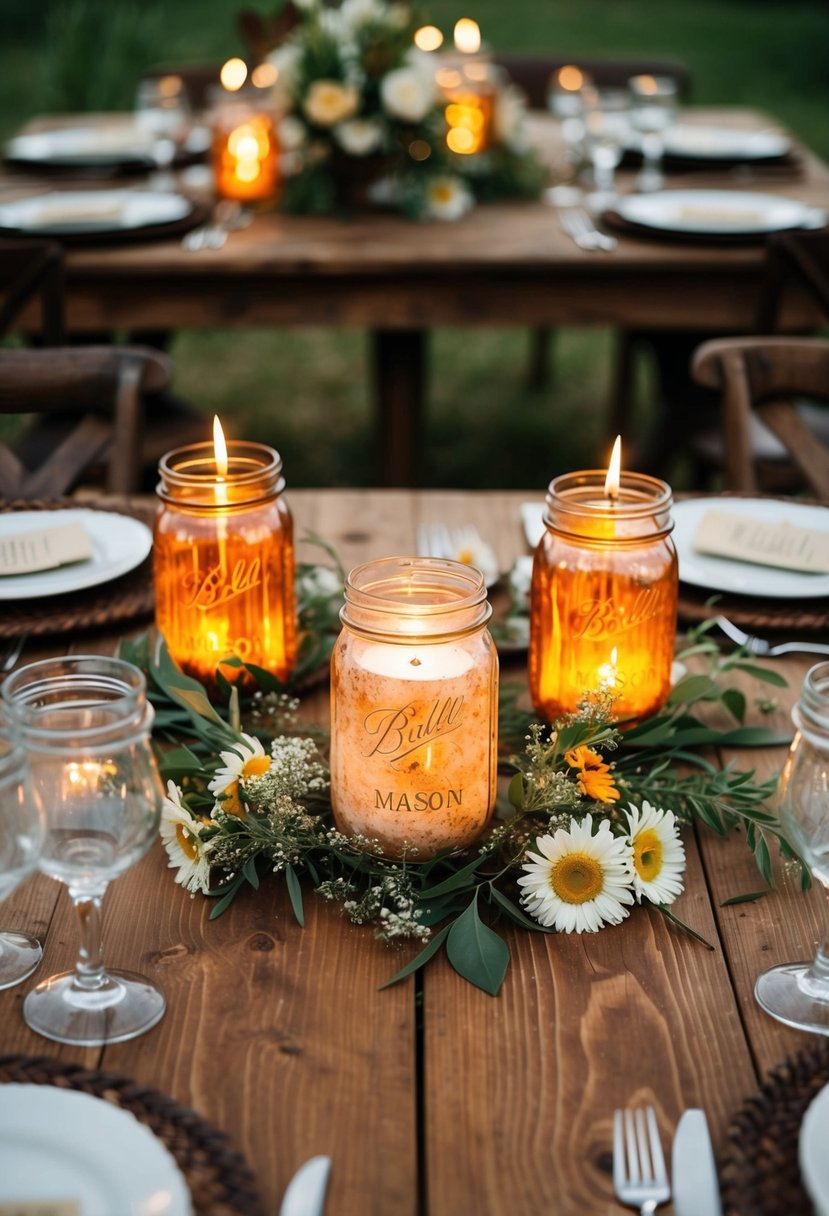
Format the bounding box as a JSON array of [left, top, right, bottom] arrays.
[[251, 62, 278, 89], [604, 435, 622, 502], [557, 64, 584, 92], [220, 58, 248, 92], [598, 646, 619, 690], [213, 415, 228, 478], [454, 18, 481, 54], [414, 24, 444, 51]]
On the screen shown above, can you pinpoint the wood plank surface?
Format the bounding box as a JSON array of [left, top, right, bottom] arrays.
[[0, 488, 826, 1216]]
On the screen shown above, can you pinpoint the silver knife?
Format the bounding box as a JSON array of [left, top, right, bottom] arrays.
[[671, 1109, 723, 1216], [279, 1155, 332, 1216]]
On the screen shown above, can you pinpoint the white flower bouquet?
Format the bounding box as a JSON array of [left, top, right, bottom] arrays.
[[264, 0, 545, 218]]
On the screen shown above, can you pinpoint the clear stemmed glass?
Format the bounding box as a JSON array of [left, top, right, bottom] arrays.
[[2, 655, 166, 1046], [581, 86, 632, 211], [628, 74, 678, 193], [0, 706, 43, 989], [547, 65, 592, 169], [755, 661, 829, 1034], [134, 74, 191, 183]]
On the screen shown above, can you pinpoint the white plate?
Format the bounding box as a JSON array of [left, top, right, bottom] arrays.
[[673, 497, 829, 599], [0, 1084, 192, 1215], [0, 189, 192, 235], [615, 189, 825, 236], [0, 509, 152, 600], [801, 1080, 829, 1216], [664, 124, 791, 161], [5, 125, 158, 168]]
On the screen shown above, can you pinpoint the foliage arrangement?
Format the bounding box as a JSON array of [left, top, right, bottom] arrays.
[[264, 0, 545, 218], [123, 588, 799, 997]]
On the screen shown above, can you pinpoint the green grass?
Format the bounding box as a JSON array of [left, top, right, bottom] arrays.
[[2, 0, 828, 488]]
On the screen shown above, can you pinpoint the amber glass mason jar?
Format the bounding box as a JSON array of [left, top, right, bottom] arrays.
[[154, 441, 296, 687], [529, 470, 677, 725], [330, 557, 499, 861]]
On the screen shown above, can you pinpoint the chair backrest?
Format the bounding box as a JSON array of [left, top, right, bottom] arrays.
[[755, 231, 829, 333], [0, 240, 65, 344], [493, 54, 692, 109], [0, 345, 171, 498], [691, 336, 829, 497]]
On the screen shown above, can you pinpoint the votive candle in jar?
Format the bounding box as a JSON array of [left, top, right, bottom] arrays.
[[529, 469, 678, 725], [210, 91, 279, 204], [154, 427, 296, 689], [331, 557, 499, 861]]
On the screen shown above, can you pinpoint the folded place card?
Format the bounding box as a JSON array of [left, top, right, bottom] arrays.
[[692, 507, 829, 574], [0, 521, 93, 576]]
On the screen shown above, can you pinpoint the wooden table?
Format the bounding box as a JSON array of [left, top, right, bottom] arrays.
[[0, 488, 825, 1215], [7, 109, 829, 484]]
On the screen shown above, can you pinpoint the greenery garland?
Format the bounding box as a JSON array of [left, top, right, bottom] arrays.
[[121, 555, 801, 997]]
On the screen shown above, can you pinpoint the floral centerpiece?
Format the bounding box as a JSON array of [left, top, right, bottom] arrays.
[[262, 0, 545, 218]]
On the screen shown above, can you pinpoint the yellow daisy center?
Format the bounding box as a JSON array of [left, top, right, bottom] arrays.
[[221, 780, 247, 819], [433, 183, 453, 203], [634, 828, 663, 882], [241, 755, 271, 780], [175, 823, 199, 860], [550, 852, 604, 904], [456, 547, 474, 565]]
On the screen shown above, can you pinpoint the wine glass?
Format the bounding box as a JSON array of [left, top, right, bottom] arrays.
[[581, 86, 632, 210], [547, 65, 592, 168], [755, 661, 829, 1034], [2, 655, 166, 1046], [0, 706, 43, 989], [628, 74, 678, 193], [134, 74, 191, 183]]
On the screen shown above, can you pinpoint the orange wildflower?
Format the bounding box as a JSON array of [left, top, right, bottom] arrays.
[[565, 745, 620, 804]]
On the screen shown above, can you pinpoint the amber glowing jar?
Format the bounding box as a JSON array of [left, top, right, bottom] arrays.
[[154, 442, 296, 688], [437, 63, 495, 155], [330, 557, 499, 861], [210, 96, 279, 203], [529, 471, 678, 726]]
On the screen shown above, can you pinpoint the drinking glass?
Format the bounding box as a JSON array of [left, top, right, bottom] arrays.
[[581, 86, 631, 209], [547, 65, 592, 168], [2, 656, 166, 1046], [0, 707, 42, 989], [755, 661, 829, 1034], [628, 74, 678, 192], [134, 74, 191, 175]]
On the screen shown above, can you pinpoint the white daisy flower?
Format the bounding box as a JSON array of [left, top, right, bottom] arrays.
[[380, 66, 436, 124], [208, 733, 272, 798], [518, 815, 635, 933], [424, 175, 474, 222], [445, 526, 499, 586], [160, 781, 211, 895], [624, 801, 685, 905]]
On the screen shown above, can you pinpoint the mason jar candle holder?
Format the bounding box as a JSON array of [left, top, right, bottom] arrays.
[[209, 89, 279, 204], [330, 556, 499, 861], [154, 439, 296, 689], [529, 470, 678, 725]]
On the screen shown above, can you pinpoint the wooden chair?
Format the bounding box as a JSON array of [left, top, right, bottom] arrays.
[[755, 230, 829, 333], [0, 346, 172, 497], [0, 240, 65, 344], [690, 336, 829, 497]]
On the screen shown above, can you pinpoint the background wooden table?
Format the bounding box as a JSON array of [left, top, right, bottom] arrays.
[[0, 488, 824, 1215]]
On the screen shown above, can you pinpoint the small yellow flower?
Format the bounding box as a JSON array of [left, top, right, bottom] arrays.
[[565, 745, 620, 803]]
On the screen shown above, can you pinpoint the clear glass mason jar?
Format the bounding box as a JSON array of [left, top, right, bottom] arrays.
[[330, 557, 499, 861], [154, 441, 296, 689], [529, 470, 678, 725], [755, 661, 829, 1033]]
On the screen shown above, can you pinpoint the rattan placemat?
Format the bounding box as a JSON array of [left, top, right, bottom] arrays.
[[0, 1053, 265, 1216], [0, 498, 156, 640], [721, 1041, 829, 1216]]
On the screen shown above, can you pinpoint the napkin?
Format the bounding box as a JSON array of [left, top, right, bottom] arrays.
[[692, 507, 829, 574], [28, 196, 126, 226], [0, 521, 93, 576]]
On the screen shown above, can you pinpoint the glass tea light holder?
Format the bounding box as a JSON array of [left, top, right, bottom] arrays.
[[209, 72, 279, 204], [330, 557, 499, 861], [529, 437, 678, 726], [436, 18, 495, 156], [154, 417, 297, 689]]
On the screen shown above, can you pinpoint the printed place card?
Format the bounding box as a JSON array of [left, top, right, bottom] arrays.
[[693, 508, 829, 574], [0, 1204, 81, 1216], [0, 521, 93, 577]]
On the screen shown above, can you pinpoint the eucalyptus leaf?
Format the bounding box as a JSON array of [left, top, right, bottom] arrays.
[[378, 924, 451, 990], [243, 854, 260, 890], [420, 851, 490, 900], [656, 904, 715, 949], [207, 874, 246, 919], [721, 891, 767, 906], [446, 896, 509, 996], [285, 863, 304, 926]]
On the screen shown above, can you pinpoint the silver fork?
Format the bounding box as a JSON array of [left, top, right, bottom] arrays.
[[613, 1106, 670, 1215], [715, 615, 829, 658], [559, 207, 618, 252]]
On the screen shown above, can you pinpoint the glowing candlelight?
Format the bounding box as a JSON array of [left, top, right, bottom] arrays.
[[605, 434, 622, 503], [557, 64, 586, 93], [220, 58, 248, 93], [415, 24, 444, 51], [453, 18, 481, 54], [211, 100, 279, 203]]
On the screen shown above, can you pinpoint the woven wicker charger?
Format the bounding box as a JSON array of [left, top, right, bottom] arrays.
[[0, 498, 156, 641], [721, 1040, 829, 1216], [0, 1054, 264, 1216]]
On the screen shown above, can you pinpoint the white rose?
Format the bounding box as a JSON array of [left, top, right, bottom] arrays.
[[335, 118, 384, 156], [424, 176, 474, 222], [340, 0, 381, 28], [380, 66, 436, 124], [303, 80, 361, 127]]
